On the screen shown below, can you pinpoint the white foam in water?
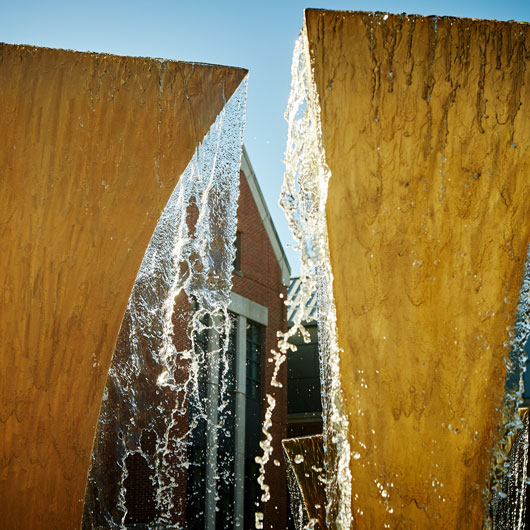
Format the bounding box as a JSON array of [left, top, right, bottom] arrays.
[[82, 76, 247, 529], [285, 462, 310, 530]]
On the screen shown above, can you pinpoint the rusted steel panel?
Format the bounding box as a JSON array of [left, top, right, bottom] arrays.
[[0, 43, 246, 529], [305, 10, 530, 528], [283, 435, 327, 528]]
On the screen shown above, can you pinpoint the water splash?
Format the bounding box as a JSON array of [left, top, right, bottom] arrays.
[[285, 461, 309, 530], [276, 30, 352, 528], [82, 77, 247, 529], [279, 21, 530, 530], [487, 244, 530, 530], [490, 410, 529, 530]]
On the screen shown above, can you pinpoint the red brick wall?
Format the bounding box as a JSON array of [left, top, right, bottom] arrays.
[[120, 168, 289, 529], [232, 169, 289, 529]]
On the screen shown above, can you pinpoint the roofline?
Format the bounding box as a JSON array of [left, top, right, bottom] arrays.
[[240, 145, 291, 286]]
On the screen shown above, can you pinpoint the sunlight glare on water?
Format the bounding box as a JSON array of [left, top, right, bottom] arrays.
[[82, 77, 247, 529]]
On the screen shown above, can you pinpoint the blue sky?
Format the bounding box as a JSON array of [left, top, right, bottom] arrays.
[[2, 0, 530, 274]]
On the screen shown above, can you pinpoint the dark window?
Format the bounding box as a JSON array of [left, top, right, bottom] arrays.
[[188, 311, 210, 446], [244, 458, 261, 530], [245, 320, 262, 464], [216, 450, 234, 529], [288, 342, 322, 414], [186, 311, 210, 529], [216, 315, 237, 528], [233, 231, 242, 273], [246, 321, 262, 402], [218, 314, 237, 449], [187, 312, 237, 529], [186, 313, 264, 527]]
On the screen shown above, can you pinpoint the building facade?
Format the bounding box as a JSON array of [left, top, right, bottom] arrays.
[[227, 148, 290, 529], [120, 147, 291, 529]]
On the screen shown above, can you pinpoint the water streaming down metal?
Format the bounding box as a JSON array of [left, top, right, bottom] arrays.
[[281, 28, 352, 530], [83, 79, 247, 529], [490, 409, 529, 529], [283, 435, 327, 529], [286, 461, 311, 530], [281, 9, 530, 529], [488, 245, 530, 530], [0, 43, 247, 530]]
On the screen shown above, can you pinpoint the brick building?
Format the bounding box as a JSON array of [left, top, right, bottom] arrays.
[[228, 147, 291, 529], [119, 147, 291, 529]]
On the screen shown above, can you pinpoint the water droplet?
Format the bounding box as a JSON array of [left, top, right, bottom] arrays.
[[294, 454, 304, 464]]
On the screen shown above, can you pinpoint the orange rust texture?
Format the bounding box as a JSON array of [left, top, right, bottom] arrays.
[[0, 43, 246, 529], [283, 435, 327, 529], [305, 10, 530, 528]]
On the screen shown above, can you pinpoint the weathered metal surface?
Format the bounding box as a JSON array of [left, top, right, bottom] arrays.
[[305, 9, 530, 528], [283, 435, 327, 529], [0, 43, 246, 529]]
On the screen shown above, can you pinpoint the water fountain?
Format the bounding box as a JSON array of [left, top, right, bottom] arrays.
[[281, 9, 530, 529], [4, 9, 530, 529], [82, 78, 247, 528]]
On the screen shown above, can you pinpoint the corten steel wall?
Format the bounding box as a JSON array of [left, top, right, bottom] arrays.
[[232, 169, 289, 529], [0, 43, 246, 529], [304, 10, 530, 529]]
